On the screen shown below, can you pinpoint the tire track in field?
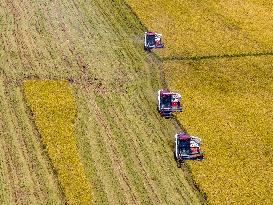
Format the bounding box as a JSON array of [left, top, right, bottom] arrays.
[[1, 0, 54, 78], [73, 89, 116, 204], [0, 114, 14, 205], [128, 88, 202, 204], [6, 85, 43, 203], [0, 79, 37, 204], [3, 0, 35, 70], [13, 86, 65, 204], [83, 86, 139, 205], [8, 86, 59, 203], [79, 89, 127, 205], [112, 96, 184, 204], [0, 78, 65, 204], [100, 94, 163, 204], [0, 0, 24, 77]]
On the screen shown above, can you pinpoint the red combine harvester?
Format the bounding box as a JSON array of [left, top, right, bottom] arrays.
[[174, 133, 204, 167], [144, 32, 164, 51], [157, 89, 182, 117]]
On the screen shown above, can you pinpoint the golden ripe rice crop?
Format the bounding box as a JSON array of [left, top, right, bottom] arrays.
[[126, 0, 273, 57], [23, 80, 92, 205], [164, 57, 273, 205], [126, 0, 273, 204]]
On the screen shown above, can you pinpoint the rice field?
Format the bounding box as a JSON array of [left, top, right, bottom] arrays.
[[164, 57, 273, 204], [125, 0, 273, 204], [1, 0, 271, 204], [0, 0, 203, 204], [126, 0, 273, 57]]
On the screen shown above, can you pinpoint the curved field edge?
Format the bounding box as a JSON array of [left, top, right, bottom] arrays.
[[23, 80, 92, 204], [0, 0, 204, 204]]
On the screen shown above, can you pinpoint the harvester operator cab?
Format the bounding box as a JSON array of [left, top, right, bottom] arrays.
[[144, 32, 164, 51], [157, 89, 182, 117], [161, 94, 172, 109], [171, 93, 182, 111], [177, 137, 191, 156], [174, 133, 204, 167]]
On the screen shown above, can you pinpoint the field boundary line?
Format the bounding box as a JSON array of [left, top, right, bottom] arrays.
[[161, 51, 273, 61]]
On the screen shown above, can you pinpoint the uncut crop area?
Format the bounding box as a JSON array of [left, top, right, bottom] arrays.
[[23, 80, 92, 204], [0, 0, 204, 204], [126, 0, 273, 58], [126, 0, 273, 204]]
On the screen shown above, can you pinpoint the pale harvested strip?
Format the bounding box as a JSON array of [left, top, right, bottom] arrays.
[[164, 57, 273, 204], [0, 117, 13, 204], [23, 80, 92, 205], [124, 90, 201, 202], [0, 77, 64, 204], [74, 88, 124, 205], [8, 85, 65, 204], [99, 93, 201, 204], [0, 130, 13, 204], [110, 79, 202, 203], [1, 78, 40, 204], [83, 89, 140, 205]]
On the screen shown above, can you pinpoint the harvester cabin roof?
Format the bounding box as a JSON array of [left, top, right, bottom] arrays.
[[177, 133, 191, 140], [160, 89, 171, 95]]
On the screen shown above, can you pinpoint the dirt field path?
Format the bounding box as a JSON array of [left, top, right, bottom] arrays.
[[0, 0, 203, 204]]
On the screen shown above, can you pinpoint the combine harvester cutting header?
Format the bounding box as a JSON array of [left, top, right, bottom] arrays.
[[144, 32, 164, 51]]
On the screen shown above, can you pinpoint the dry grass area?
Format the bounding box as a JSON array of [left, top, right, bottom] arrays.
[[0, 0, 203, 204], [164, 57, 273, 204], [126, 0, 273, 57]]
